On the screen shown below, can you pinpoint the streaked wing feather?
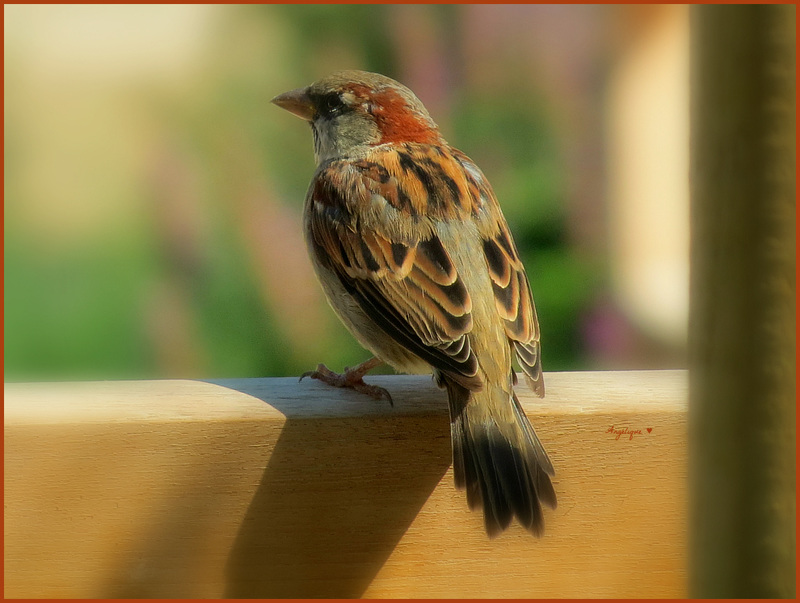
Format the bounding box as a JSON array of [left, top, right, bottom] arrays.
[[308, 147, 483, 390], [451, 150, 545, 397]]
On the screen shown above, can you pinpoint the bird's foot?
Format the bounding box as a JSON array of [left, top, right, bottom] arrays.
[[300, 357, 393, 405]]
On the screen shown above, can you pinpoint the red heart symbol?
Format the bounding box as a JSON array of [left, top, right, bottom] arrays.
[[646, 428, 653, 434]]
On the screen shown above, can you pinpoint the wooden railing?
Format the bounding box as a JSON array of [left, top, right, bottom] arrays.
[[4, 370, 687, 598]]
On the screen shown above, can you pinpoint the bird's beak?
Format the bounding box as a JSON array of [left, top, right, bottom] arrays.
[[271, 87, 314, 121]]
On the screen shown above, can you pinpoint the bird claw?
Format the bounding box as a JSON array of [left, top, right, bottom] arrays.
[[299, 362, 393, 406]]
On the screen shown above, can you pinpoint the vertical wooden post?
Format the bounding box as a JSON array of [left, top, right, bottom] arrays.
[[689, 4, 796, 598]]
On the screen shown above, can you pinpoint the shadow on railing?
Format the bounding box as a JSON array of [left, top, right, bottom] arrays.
[[216, 379, 452, 598]]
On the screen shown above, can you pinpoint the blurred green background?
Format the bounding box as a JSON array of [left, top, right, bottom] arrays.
[[4, 4, 688, 382]]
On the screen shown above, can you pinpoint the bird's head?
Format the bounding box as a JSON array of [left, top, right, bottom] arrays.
[[271, 70, 443, 164]]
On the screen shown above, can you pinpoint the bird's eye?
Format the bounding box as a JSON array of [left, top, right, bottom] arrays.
[[318, 93, 345, 118]]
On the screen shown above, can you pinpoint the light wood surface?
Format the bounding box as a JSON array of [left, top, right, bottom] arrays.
[[5, 370, 688, 598]]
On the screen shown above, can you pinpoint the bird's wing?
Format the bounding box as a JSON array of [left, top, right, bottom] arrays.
[[306, 144, 483, 391], [450, 149, 545, 397]]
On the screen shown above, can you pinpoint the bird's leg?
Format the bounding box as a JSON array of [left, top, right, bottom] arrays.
[[300, 356, 393, 405]]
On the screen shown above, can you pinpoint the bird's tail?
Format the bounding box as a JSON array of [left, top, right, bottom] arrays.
[[445, 378, 557, 537]]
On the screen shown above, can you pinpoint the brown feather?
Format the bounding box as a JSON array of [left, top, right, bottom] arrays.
[[308, 155, 481, 388]]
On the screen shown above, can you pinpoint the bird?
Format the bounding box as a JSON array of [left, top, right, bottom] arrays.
[[271, 70, 556, 536]]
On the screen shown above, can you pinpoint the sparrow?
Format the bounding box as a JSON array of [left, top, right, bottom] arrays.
[[272, 70, 556, 536]]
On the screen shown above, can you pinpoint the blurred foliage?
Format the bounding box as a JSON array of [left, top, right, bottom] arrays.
[[5, 234, 151, 379], [4, 5, 606, 381]]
